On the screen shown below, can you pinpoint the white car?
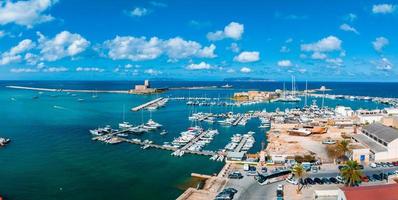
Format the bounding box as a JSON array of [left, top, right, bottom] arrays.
[[369, 163, 377, 168], [336, 176, 344, 183], [286, 177, 298, 185]]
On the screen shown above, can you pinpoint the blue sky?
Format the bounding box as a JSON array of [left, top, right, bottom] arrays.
[[0, 0, 397, 81]]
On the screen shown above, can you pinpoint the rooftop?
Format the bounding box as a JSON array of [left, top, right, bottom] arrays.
[[363, 123, 398, 143], [352, 134, 387, 153], [341, 183, 398, 200]]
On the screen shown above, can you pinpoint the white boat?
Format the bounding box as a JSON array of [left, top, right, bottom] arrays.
[[146, 119, 162, 128], [221, 84, 233, 88], [160, 130, 167, 135], [288, 128, 311, 136], [119, 122, 133, 130]]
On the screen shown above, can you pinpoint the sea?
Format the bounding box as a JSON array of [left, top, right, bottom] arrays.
[[0, 81, 395, 200]]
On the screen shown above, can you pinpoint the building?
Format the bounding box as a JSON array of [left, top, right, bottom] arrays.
[[335, 106, 354, 117], [337, 183, 398, 200], [383, 107, 398, 116], [352, 123, 398, 162], [356, 109, 384, 124], [134, 80, 150, 91], [233, 91, 277, 101], [381, 116, 398, 129]]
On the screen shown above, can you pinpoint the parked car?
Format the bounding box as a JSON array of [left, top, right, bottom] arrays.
[[372, 174, 381, 181], [276, 184, 284, 199], [361, 176, 369, 182], [322, 177, 331, 184], [215, 188, 237, 200], [314, 177, 323, 184], [228, 171, 243, 179], [336, 176, 344, 183], [369, 163, 377, 168], [329, 177, 338, 184]]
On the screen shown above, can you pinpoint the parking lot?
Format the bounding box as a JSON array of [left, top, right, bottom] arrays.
[[217, 163, 398, 200]]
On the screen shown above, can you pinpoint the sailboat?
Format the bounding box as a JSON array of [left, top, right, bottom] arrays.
[[278, 75, 301, 102], [119, 105, 133, 130], [92, 89, 98, 99]]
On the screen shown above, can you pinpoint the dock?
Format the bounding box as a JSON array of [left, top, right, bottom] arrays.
[[232, 116, 244, 126], [234, 136, 248, 152], [131, 98, 165, 111]]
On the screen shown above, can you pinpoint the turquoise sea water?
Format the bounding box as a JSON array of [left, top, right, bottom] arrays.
[[0, 81, 390, 200]]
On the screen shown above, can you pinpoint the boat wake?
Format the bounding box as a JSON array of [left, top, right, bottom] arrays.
[[53, 105, 68, 110]]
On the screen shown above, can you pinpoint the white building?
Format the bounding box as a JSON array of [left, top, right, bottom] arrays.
[[384, 107, 398, 116], [356, 109, 383, 124], [335, 106, 354, 117], [352, 123, 398, 162]]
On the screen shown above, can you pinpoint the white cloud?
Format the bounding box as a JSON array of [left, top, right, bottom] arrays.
[[0, 0, 57, 28], [277, 60, 293, 67], [207, 22, 244, 41], [372, 4, 396, 14], [240, 67, 252, 73], [163, 37, 216, 59], [280, 46, 290, 53], [326, 58, 344, 67], [301, 36, 342, 52], [311, 52, 327, 60], [373, 57, 393, 71], [103, 36, 216, 61], [150, 1, 167, 7], [76, 67, 105, 72], [0, 39, 35, 65], [186, 62, 212, 70], [104, 36, 162, 61], [344, 13, 357, 22], [38, 31, 90, 61], [130, 7, 149, 17], [144, 68, 162, 75], [372, 37, 389, 52], [339, 23, 359, 34], [10, 68, 38, 73], [233, 51, 260, 63], [226, 68, 235, 73], [43, 67, 69, 73]]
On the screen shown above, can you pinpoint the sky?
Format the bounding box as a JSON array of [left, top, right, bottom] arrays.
[[0, 0, 398, 81]]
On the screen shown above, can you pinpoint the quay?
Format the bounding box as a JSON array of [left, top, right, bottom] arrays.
[[131, 98, 166, 111], [6, 85, 128, 94]]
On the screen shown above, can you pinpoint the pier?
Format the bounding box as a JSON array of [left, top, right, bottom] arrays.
[[131, 98, 166, 111], [234, 136, 248, 152], [180, 130, 210, 151], [232, 116, 244, 126]]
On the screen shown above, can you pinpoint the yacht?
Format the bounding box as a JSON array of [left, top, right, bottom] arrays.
[[90, 125, 112, 136], [221, 84, 233, 88], [119, 122, 133, 130], [146, 119, 162, 128]]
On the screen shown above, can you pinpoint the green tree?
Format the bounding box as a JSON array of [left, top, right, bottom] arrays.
[[340, 160, 363, 186], [292, 163, 306, 193], [336, 140, 350, 161]]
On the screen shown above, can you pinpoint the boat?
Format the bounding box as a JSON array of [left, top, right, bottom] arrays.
[[119, 122, 133, 130], [160, 130, 167, 135], [146, 119, 162, 128], [287, 128, 311, 136], [210, 154, 218, 161], [77, 98, 85, 102], [142, 144, 150, 149], [116, 133, 128, 137], [221, 84, 233, 88], [0, 137, 11, 146], [90, 125, 112, 136]]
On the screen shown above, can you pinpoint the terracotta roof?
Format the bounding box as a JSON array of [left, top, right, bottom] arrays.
[[341, 184, 398, 200]]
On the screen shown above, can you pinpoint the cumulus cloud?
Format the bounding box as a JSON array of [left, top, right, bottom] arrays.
[[240, 67, 252, 73], [130, 7, 149, 17], [76, 67, 105, 72], [0, 39, 35, 65], [0, 0, 57, 28], [372, 4, 396, 14], [233, 51, 260, 63], [339, 23, 359, 34], [311, 52, 327, 60], [301, 36, 342, 52], [207, 22, 244, 41], [372, 37, 389, 52], [103, 36, 216, 61], [277, 60, 293, 67], [186, 62, 212, 70], [37, 31, 90, 61]]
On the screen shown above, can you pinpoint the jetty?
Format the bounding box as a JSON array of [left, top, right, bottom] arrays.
[[6, 86, 128, 94], [131, 98, 167, 111], [232, 115, 244, 126], [234, 136, 248, 152]]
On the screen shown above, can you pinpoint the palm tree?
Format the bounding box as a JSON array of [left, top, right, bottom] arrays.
[[292, 163, 306, 193], [336, 140, 350, 161], [340, 160, 363, 186]]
